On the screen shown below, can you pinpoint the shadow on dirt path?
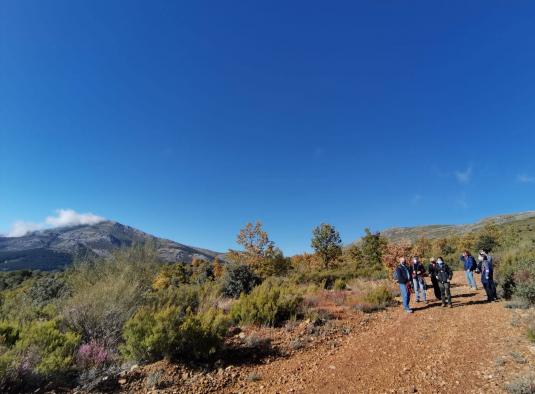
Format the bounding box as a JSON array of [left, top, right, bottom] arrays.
[[226, 271, 535, 394]]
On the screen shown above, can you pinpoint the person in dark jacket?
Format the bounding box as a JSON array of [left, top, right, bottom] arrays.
[[479, 253, 498, 302], [428, 258, 442, 300], [394, 257, 413, 313], [435, 257, 453, 307], [460, 251, 478, 289], [410, 256, 427, 303]]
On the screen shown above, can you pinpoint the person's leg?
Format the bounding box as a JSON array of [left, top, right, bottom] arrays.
[[439, 282, 446, 306], [399, 284, 410, 311], [490, 281, 498, 300], [432, 278, 441, 300], [445, 282, 452, 305], [465, 270, 472, 288], [412, 278, 419, 301], [468, 270, 476, 289], [482, 282, 492, 302], [419, 277, 427, 302]]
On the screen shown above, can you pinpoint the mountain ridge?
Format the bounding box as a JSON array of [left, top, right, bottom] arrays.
[[379, 210, 535, 242], [0, 220, 224, 271]]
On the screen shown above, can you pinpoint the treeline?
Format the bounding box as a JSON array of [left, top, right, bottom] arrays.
[[0, 219, 534, 392]]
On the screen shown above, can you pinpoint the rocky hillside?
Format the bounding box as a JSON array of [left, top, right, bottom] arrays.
[[380, 211, 535, 241], [0, 221, 223, 271]]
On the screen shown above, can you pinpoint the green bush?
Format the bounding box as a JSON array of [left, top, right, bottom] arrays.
[[333, 279, 346, 291], [221, 264, 260, 298], [0, 322, 19, 347], [363, 284, 394, 306], [148, 284, 200, 312], [15, 319, 80, 375], [230, 279, 303, 326], [352, 284, 395, 313], [26, 275, 69, 308], [496, 250, 535, 300], [62, 244, 158, 347], [0, 352, 16, 388], [121, 306, 229, 362]]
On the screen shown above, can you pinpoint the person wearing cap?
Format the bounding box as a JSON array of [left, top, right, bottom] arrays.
[[428, 258, 442, 300], [410, 256, 427, 303], [460, 250, 478, 289], [435, 257, 453, 307], [479, 251, 498, 302], [394, 257, 413, 313]]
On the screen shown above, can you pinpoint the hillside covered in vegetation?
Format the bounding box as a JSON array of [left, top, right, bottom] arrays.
[[1, 213, 535, 393]]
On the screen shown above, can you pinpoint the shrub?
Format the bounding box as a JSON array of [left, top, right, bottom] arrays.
[[62, 244, 158, 347], [363, 284, 394, 306], [26, 275, 69, 308], [514, 264, 535, 305], [0, 352, 16, 388], [152, 263, 189, 290], [221, 264, 260, 299], [190, 259, 215, 285], [230, 279, 303, 326], [348, 283, 395, 314], [14, 319, 80, 375], [148, 284, 200, 312], [121, 307, 228, 362], [504, 373, 535, 394], [76, 340, 114, 370], [0, 322, 20, 347], [496, 252, 535, 300], [333, 279, 346, 291]]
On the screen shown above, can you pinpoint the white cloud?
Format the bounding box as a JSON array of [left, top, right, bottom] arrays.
[[45, 209, 104, 227], [6, 209, 105, 237], [516, 174, 535, 184], [7, 221, 45, 237], [455, 166, 473, 184]]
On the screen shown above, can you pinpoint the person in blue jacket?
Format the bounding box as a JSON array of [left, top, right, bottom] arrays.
[[394, 257, 413, 313], [479, 251, 498, 302], [460, 250, 478, 289]]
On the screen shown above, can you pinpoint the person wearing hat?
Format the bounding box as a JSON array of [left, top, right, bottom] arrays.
[[428, 257, 442, 300], [410, 256, 427, 304], [479, 250, 498, 302], [435, 257, 453, 307], [394, 257, 413, 313]]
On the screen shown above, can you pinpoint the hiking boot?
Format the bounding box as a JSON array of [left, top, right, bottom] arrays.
[[448, 304, 453, 308], [405, 309, 413, 314]]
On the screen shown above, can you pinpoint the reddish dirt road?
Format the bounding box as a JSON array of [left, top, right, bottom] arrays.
[[226, 271, 535, 394]]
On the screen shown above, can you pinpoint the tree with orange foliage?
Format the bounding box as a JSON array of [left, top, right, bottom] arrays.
[[228, 221, 288, 277], [212, 257, 224, 279], [412, 237, 432, 259], [382, 239, 412, 278]]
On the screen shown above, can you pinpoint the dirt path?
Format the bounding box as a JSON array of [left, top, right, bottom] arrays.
[[226, 271, 535, 394]]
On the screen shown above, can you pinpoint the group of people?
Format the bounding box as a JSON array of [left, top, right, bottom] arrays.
[[394, 249, 497, 314]]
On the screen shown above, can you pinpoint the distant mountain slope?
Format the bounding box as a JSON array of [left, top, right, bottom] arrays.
[[0, 221, 223, 271], [380, 211, 535, 242]]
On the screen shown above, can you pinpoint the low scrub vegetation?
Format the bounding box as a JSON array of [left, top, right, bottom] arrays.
[[2, 218, 535, 392], [230, 278, 303, 326]]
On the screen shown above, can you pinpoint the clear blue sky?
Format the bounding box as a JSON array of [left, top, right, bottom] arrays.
[[1, 1, 535, 255]]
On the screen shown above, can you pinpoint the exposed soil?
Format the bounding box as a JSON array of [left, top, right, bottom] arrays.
[[117, 272, 535, 394]]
